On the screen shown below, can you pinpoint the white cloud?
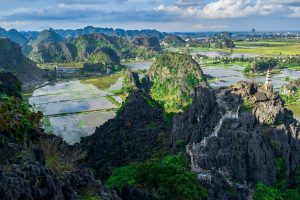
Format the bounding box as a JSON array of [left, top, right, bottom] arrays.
[[201, 0, 280, 18], [290, 6, 300, 17], [156, 0, 291, 19]]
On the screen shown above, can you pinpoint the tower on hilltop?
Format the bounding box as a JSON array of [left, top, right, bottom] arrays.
[[264, 69, 273, 91]]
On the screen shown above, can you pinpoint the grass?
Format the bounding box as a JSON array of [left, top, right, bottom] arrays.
[[78, 119, 87, 128], [286, 103, 300, 121], [43, 117, 53, 134], [39, 137, 86, 174], [234, 40, 300, 56], [38, 62, 84, 69], [165, 39, 300, 56], [240, 99, 255, 112], [22, 91, 34, 101], [79, 188, 102, 200], [80, 73, 123, 90], [106, 95, 121, 107], [202, 60, 249, 68]]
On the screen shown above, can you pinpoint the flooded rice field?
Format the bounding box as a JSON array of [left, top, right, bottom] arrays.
[[29, 59, 300, 144], [203, 67, 300, 90], [30, 78, 122, 145], [191, 51, 259, 58]]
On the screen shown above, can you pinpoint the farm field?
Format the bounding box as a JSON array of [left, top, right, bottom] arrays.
[[234, 39, 300, 56]]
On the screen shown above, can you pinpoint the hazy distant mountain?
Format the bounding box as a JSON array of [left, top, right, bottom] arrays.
[[0, 28, 31, 56], [53, 26, 167, 39]]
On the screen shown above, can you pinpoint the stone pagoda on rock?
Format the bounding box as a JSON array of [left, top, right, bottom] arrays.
[[264, 69, 273, 91]]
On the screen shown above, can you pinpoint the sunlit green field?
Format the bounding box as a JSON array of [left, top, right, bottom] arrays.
[[80, 73, 123, 90], [37, 62, 84, 69], [165, 39, 300, 56], [234, 40, 300, 56], [287, 103, 300, 122]]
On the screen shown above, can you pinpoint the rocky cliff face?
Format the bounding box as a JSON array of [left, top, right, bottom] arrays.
[[173, 81, 300, 199], [0, 73, 121, 200], [0, 133, 121, 200], [0, 38, 44, 84], [81, 91, 172, 179]]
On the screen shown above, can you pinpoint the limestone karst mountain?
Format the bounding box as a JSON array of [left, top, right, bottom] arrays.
[[0, 38, 44, 83], [148, 52, 207, 112]]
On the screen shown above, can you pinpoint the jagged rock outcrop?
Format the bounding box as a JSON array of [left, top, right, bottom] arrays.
[[81, 91, 172, 179], [0, 38, 44, 84], [0, 74, 121, 200], [0, 135, 121, 200], [172, 81, 300, 199], [172, 86, 221, 146]]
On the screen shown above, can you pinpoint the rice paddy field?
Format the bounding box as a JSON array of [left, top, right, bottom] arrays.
[[29, 75, 123, 145], [287, 103, 300, 122], [166, 39, 300, 57], [234, 39, 300, 56], [38, 62, 84, 69]]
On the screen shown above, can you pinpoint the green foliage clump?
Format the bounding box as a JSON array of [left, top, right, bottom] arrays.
[[87, 47, 120, 65], [254, 158, 300, 200], [240, 99, 255, 112], [0, 94, 42, 141], [244, 58, 278, 73], [254, 182, 282, 200], [106, 154, 208, 200], [280, 93, 299, 105], [0, 71, 22, 98]]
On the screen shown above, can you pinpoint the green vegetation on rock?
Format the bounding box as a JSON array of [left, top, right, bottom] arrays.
[[0, 94, 42, 142], [106, 154, 208, 200], [240, 99, 255, 112], [280, 79, 300, 105], [149, 52, 207, 112], [254, 158, 300, 200]]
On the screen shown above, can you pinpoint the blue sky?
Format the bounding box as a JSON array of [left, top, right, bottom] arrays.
[[0, 0, 300, 32]]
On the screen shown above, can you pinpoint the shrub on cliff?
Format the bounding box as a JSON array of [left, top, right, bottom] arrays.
[[106, 154, 208, 200], [0, 94, 42, 141]]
